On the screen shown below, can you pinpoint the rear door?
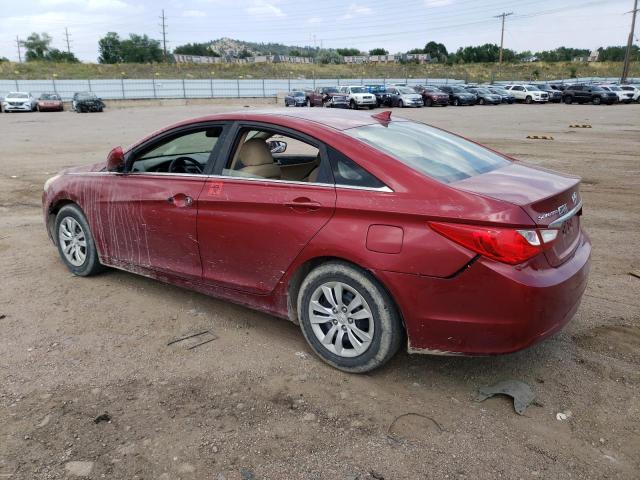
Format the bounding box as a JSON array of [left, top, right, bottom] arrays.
[[197, 122, 336, 294]]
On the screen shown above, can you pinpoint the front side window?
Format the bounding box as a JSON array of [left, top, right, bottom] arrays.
[[130, 127, 222, 174], [344, 121, 509, 184]]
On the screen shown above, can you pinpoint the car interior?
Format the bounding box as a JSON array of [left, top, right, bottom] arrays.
[[223, 129, 322, 183]]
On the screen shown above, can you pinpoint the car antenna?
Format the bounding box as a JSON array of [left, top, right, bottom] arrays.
[[371, 110, 392, 124]]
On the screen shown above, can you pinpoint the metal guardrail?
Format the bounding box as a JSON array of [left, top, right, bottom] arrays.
[[0, 77, 465, 101]]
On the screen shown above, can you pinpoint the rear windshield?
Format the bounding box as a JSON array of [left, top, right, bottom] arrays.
[[344, 121, 509, 184]]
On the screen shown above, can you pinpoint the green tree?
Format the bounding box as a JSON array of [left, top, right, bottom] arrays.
[[22, 32, 52, 61], [174, 42, 219, 56], [120, 34, 163, 63], [369, 48, 388, 55], [598, 45, 638, 62], [288, 49, 301, 57], [423, 41, 448, 61], [98, 32, 123, 63], [46, 48, 80, 63], [336, 48, 361, 56], [0, 56, 9, 62], [316, 49, 343, 64]]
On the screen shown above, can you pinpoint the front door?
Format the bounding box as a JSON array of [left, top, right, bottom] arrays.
[[197, 124, 336, 294], [95, 124, 227, 280]]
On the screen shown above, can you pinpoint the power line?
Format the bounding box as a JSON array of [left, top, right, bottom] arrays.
[[64, 27, 72, 55], [16, 35, 22, 62], [621, 0, 638, 82], [495, 12, 513, 64], [160, 9, 168, 62]]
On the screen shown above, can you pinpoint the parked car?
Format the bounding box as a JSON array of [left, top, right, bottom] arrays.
[[72, 92, 105, 112], [384, 86, 424, 108], [364, 84, 393, 107], [43, 109, 591, 372], [413, 85, 449, 107], [438, 85, 476, 106], [464, 87, 502, 105], [284, 90, 307, 107], [504, 84, 549, 104], [620, 84, 640, 102], [37, 93, 64, 112], [2, 92, 37, 112], [486, 86, 516, 104], [599, 84, 634, 104], [535, 84, 563, 103], [305, 86, 349, 108], [338, 85, 377, 109], [562, 85, 617, 105]]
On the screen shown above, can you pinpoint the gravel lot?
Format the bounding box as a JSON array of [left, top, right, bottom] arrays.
[[0, 102, 639, 480]]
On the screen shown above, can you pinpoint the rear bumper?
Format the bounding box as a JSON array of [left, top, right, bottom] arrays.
[[375, 231, 591, 355]]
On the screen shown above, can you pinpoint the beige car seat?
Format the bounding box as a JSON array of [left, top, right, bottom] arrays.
[[236, 138, 280, 179]]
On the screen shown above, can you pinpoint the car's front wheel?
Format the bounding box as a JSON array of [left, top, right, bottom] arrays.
[[453, 98, 460, 106], [55, 204, 104, 276], [297, 262, 403, 373], [593, 96, 601, 105]]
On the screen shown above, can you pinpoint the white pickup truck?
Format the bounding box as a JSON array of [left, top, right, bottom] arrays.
[[504, 84, 549, 104], [338, 85, 377, 109]]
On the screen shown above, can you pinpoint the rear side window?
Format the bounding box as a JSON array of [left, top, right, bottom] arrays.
[[328, 147, 386, 189], [344, 121, 509, 184]]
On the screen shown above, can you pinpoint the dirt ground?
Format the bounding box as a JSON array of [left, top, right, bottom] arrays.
[[0, 102, 639, 480]]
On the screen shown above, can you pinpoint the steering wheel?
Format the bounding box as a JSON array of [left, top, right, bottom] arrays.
[[168, 156, 203, 174]]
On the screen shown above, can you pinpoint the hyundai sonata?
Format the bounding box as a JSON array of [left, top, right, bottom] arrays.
[[43, 109, 590, 372]]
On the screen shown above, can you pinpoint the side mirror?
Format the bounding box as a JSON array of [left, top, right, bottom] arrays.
[[268, 140, 287, 154], [106, 146, 125, 171]]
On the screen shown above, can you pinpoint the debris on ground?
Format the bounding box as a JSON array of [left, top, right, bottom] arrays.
[[526, 135, 554, 140], [240, 467, 256, 480], [556, 410, 573, 421], [64, 461, 94, 477], [167, 329, 218, 350], [94, 412, 111, 424], [569, 124, 592, 128], [386, 412, 444, 443], [628, 271, 640, 280], [369, 470, 385, 479], [475, 380, 535, 415]]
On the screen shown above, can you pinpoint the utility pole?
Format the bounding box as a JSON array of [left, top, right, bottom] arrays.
[[621, 0, 638, 83], [160, 9, 168, 62], [64, 27, 72, 55], [495, 12, 513, 64], [16, 35, 22, 62]]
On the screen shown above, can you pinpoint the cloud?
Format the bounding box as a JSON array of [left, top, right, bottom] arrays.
[[341, 4, 373, 21], [182, 9, 207, 17], [246, 0, 285, 18], [306, 16, 322, 24], [424, 0, 454, 6], [39, 0, 130, 9]]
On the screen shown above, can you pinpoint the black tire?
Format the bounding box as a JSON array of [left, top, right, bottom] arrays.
[[525, 96, 532, 104], [349, 99, 356, 110], [297, 261, 403, 373], [593, 96, 601, 105], [54, 204, 104, 277], [397, 100, 404, 108], [425, 98, 433, 107], [453, 98, 460, 106], [479, 98, 485, 105], [564, 96, 573, 104]]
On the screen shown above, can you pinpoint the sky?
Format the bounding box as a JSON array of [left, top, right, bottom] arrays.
[[0, 0, 636, 62]]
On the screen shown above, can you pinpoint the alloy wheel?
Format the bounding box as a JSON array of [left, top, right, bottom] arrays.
[[308, 281, 375, 358], [58, 216, 87, 266]]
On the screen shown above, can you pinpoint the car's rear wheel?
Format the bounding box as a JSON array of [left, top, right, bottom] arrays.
[[349, 100, 356, 109], [297, 262, 403, 373], [397, 100, 404, 108], [479, 98, 485, 105], [564, 96, 573, 104], [593, 96, 601, 105], [55, 204, 104, 276], [425, 98, 433, 107], [525, 96, 532, 104], [453, 98, 460, 106]]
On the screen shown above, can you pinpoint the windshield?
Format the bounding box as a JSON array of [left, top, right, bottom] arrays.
[[345, 121, 509, 184], [450, 86, 466, 93], [323, 87, 338, 93], [40, 93, 60, 100], [398, 87, 416, 94], [525, 85, 540, 91], [8, 92, 28, 98], [292, 91, 305, 97], [350, 87, 366, 93], [608, 86, 621, 91], [476, 88, 492, 94], [77, 92, 97, 99], [491, 88, 507, 93], [425, 87, 442, 92], [591, 86, 604, 92]]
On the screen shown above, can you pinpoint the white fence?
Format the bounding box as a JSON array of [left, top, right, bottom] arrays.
[[0, 77, 464, 101]]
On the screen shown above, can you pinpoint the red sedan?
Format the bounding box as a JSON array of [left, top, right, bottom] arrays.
[[42, 109, 591, 372], [37, 93, 64, 112]]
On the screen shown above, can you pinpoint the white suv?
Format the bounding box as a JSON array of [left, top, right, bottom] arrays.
[[2, 92, 37, 112], [504, 84, 549, 104], [339, 86, 377, 109], [620, 85, 640, 102], [599, 84, 634, 104]]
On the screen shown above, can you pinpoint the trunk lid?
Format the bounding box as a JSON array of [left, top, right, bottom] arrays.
[[453, 163, 582, 266]]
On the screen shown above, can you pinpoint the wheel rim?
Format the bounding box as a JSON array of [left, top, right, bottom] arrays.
[[58, 217, 87, 266], [308, 281, 375, 358]]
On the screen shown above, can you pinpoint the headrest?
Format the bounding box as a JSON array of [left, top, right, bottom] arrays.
[[238, 138, 273, 166]]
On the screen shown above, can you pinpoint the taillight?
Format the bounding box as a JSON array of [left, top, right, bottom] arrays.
[[428, 222, 558, 265]]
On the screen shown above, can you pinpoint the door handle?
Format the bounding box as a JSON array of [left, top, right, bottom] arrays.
[[284, 197, 321, 211], [167, 194, 193, 207]]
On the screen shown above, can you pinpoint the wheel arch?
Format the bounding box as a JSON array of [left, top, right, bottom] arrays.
[[285, 255, 406, 335]]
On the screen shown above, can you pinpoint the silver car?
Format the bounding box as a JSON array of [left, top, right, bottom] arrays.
[[386, 86, 424, 108], [2, 92, 37, 112]]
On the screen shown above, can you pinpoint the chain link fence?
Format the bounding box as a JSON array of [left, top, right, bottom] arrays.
[[0, 77, 465, 101]]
